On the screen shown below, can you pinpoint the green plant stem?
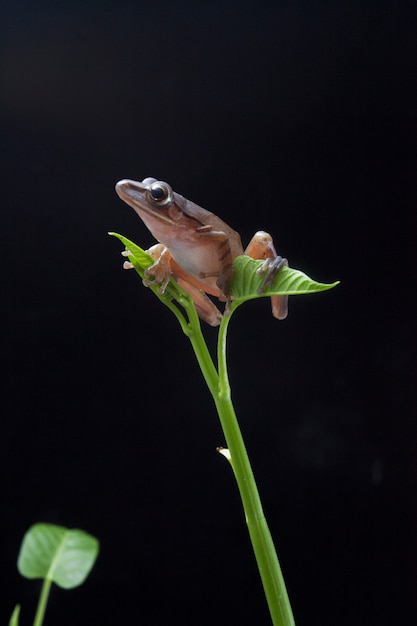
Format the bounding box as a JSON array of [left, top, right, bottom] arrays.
[[33, 578, 52, 626], [184, 305, 295, 626], [111, 234, 338, 624], [176, 295, 220, 397], [217, 313, 295, 626]]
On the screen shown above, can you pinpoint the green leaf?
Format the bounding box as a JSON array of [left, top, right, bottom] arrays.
[[231, 256, 339, 302], [9, 605, 20, 626], [109, 232, 196, 328], [108, 232, 154, 275], [17, 524, 99, 589], [109, 231, 182, 299]]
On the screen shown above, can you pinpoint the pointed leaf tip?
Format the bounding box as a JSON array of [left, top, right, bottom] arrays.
[[110, 233, 154, 272], [231, 256, 339, 302], [9, 605, 20, 626]]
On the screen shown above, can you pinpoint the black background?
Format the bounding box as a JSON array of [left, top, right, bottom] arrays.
[[2, 1, 416, 624]]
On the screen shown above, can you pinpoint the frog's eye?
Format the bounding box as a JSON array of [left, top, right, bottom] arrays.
[[148, 181, 172, 205]]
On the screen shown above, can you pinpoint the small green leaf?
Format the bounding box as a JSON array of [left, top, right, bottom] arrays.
[[9, 604, 20, 626], [231, 255, 339, 302], [109, 232, 196, 328], [17, 524, 99, 589], [109, 231, 185, 299], [109, 232, 154, 275]]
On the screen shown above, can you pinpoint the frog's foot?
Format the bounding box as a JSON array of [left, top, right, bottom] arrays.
[[142, 245, 173, 294], [143, 266, 172, 294], [121, 250, 134, 269], [142, 261, 173, 294], [256, 256, 288, 294]]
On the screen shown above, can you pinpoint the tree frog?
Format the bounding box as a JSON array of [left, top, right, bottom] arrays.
[[115, 177, 288, 326]]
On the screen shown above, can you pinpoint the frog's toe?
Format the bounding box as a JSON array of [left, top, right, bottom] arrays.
[[256, 257, 288, 294], [157, 274, 172, 294], [121, 250, 134, 269], [143, 272, 171, 294]]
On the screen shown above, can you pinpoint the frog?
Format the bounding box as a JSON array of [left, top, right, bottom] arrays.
[[115, 177, 288, 326]]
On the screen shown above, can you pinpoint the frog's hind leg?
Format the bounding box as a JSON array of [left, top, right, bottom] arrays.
[[245, 230, 289, 320], [177, 279, 223, 327]]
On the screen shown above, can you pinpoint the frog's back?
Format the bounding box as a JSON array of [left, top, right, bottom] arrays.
[[178, 193, 243, 258]]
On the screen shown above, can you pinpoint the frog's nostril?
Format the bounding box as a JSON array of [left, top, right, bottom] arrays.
[[115, 179, 129, 191], [115, 180, 126, 196], [115, 179, 145, 196]]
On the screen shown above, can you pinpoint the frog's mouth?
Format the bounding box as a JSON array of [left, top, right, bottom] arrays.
[[115, 178, 146, 203]]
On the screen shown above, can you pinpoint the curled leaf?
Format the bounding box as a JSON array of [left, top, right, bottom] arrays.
[[108, 232, 154, 276]]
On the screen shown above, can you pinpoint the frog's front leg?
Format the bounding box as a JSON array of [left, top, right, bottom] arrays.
[[245, 231, 289, 320], [125, 243, 223, 326], [121, 243, 173, 292], [142, 243, 173, 293]]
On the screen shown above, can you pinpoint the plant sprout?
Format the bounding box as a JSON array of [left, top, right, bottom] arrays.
[[11, 523, 99, 626], [110, 232, 338, 626]]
